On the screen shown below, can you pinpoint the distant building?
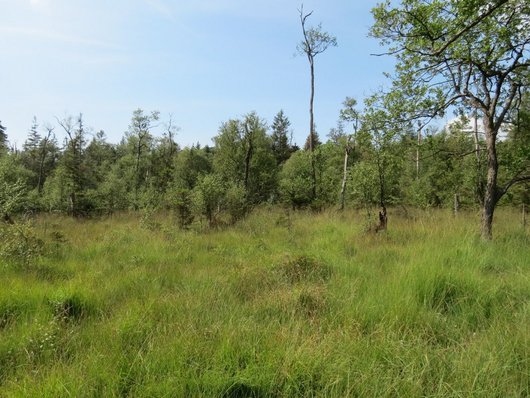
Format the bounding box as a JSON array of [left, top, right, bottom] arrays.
[[445, 114, 509, 139]]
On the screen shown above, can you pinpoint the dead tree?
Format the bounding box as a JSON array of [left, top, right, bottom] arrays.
[[297, 4, 337, 200]]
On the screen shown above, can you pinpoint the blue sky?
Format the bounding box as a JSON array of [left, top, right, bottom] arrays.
[[1, 0, 394, 148]]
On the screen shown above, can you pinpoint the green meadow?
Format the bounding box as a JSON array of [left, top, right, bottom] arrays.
[[0, 208, 528, 397]]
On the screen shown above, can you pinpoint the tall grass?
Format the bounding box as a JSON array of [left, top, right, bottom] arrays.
[[0, 207, 528, 397]]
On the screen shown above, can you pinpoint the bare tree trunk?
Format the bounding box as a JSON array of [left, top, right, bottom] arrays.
[[69, 192, 76, 217], [481, 117, 498, 240], [473, 113, 480, 163], [309, 59, 317, 200], [339, 137, 352, 211]]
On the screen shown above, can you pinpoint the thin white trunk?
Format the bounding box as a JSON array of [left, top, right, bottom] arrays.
[[339, 137, 352, 210]]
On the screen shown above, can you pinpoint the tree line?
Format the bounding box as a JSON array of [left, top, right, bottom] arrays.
[[1, 0, 529, 239], [0, 100, 528, 224]]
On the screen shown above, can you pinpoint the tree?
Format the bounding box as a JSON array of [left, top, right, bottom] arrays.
[[22, 117, 41, 190], [404, 129, 470, 208], [83, 130, 117, 211], [56, 114, 88, 216], [151, 115, 180, 195], [126, 109, 160, 209], [270, 110, 292, 165], [0, 121, 8, 155], [36, 126, 58, 195], [166, 145, 212, 226], [338, 97, 360, 210], [213, 112, 277, 204], [371, 0, 530, 239], [353, 101, 407, 230], [279, 150, 314, 209], [192, 174, 225, 227], [297, 4, 337, 200], [498, 90, 530, 205], [173, 146, 212, 190], [0, 155, 30, 221], [21, 118, 57, 200], [303, 128, 322, 151]]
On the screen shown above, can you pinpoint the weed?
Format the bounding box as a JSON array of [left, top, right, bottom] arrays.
[[48, 293, 96, 322], [279, 255, 332, 284]]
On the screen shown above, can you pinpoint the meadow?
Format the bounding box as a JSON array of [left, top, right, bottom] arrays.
[[0, 208, 528, 397]]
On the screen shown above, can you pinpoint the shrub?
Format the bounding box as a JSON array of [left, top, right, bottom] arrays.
[[0, 222, 44, 265]]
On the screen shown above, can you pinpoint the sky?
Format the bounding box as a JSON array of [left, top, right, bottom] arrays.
[[0, 0, 395, 148]]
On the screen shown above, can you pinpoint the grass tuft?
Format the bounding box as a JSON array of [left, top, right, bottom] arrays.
[[278, 255, 332, 284]]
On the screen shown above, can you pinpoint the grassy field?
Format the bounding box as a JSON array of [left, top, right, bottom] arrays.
[[0, 208, 528, 397]]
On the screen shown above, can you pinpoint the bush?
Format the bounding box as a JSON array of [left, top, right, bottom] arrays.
[[169, 188, 194, 229], [224, 183, 248, 224], [0, 222, 44, 265]]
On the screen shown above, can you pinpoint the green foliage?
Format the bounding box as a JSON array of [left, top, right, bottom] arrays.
[[370, 0, 530, 238], [296, 7, 338, 57], [213, 112, 277, 205], [404, 131, 471, 208], [224, 183, 248, 224], [270, 110, 292, 165], [96, 162, 130, 213], [0, 121, 7, 155], [0, 179, 27, 218], [2, 96, 526, 240], [315, 141, 344, 205], [349, 161, 379, 207], [126, 109, 160, 209], [168, 187, 194, 229], [173, 146, 212, 190], [351, 105, 406, 209], [279, 151, 313, 209], [0, 222, 44, 265], [192, 174, 225, 226]]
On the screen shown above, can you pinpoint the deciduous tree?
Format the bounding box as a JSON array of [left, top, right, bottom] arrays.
[[370, 0, 530, 239]]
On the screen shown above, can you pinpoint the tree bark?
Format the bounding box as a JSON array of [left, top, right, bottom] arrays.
[[309, 58, 317, 200], [339, 137, 352, 211], [481, 116, 499, 240]]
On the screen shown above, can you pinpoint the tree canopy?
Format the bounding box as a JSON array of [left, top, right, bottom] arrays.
[[370, 0, 530, 238]]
